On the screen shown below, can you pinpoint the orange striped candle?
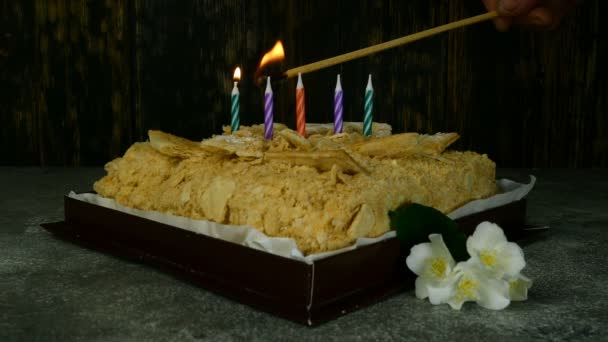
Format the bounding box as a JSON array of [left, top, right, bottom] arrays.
[[296, 73, 306, 136]]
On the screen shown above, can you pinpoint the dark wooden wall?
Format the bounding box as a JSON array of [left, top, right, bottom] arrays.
[[1, 0, 607, 167]]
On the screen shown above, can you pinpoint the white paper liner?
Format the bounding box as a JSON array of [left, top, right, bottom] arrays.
[[448, 176, 536, 220], [68, 175, 535, 264]]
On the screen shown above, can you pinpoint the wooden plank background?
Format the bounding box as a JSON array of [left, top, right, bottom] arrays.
[[1, 0, 606, 167]]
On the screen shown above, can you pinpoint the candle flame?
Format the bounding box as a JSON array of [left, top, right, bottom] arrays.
[[233, 67, 241, 81], [259, 41, 285, 68]]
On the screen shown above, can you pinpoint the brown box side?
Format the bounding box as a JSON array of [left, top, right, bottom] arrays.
[[41, 195, 529, 326], [312, 238, 405, 306], [64, 196, 314, 317]]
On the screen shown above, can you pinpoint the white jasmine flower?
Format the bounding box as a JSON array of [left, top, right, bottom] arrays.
[[406, 221, 532, 310], [466, 222, 526, 279], [507, 273, 533, 301], [406, 234, 459, 305], [448, 260, 511, 310]]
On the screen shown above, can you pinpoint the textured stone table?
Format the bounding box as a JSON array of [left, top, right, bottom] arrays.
[[1, 168, 607, 341]]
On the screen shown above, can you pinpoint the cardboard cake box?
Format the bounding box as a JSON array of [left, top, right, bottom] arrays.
[[42, 194, 529, 326]]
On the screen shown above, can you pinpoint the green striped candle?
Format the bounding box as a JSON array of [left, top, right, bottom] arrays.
[[231, 67, 241, 133], [363, 74, 373, 136]]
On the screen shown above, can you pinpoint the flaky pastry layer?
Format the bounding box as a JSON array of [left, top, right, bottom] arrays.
[[94, 123, 497, 254]]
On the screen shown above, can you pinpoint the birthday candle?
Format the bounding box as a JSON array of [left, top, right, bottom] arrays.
[[264, 77, 274, 140], [334, 74, 343, 134], [363, 74, 373, 136], [231, 67, 241, 133], [296, 73, 306, 137]]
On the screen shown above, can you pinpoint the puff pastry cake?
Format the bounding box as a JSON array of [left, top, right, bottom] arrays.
[[94, 123, 497, 254]]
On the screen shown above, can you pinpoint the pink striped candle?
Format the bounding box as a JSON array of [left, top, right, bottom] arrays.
[[333, 74, 343, 134], [264, 77, 274, 140], [296, 73, 306, 137]]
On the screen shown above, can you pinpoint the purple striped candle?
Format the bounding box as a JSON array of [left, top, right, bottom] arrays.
[[334, 74, 343, 134], [264, 77, 274, 140]]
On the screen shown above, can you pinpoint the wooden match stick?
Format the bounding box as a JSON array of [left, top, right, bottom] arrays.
[[282, 11, 498, 79]]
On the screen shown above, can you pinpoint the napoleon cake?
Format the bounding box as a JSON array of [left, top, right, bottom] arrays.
[[94, 123, 498, 255]]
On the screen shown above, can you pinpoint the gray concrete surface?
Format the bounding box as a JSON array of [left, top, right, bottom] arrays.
[[1, 167, 607, 341]]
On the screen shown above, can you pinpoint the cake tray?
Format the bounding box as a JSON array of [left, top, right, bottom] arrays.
[[41, 194, 532, 326]]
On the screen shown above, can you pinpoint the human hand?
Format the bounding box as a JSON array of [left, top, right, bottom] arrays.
[[482, 0, 578, 31]]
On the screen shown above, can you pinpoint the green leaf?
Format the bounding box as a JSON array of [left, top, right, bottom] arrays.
[[389, 203, 469, 262]]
